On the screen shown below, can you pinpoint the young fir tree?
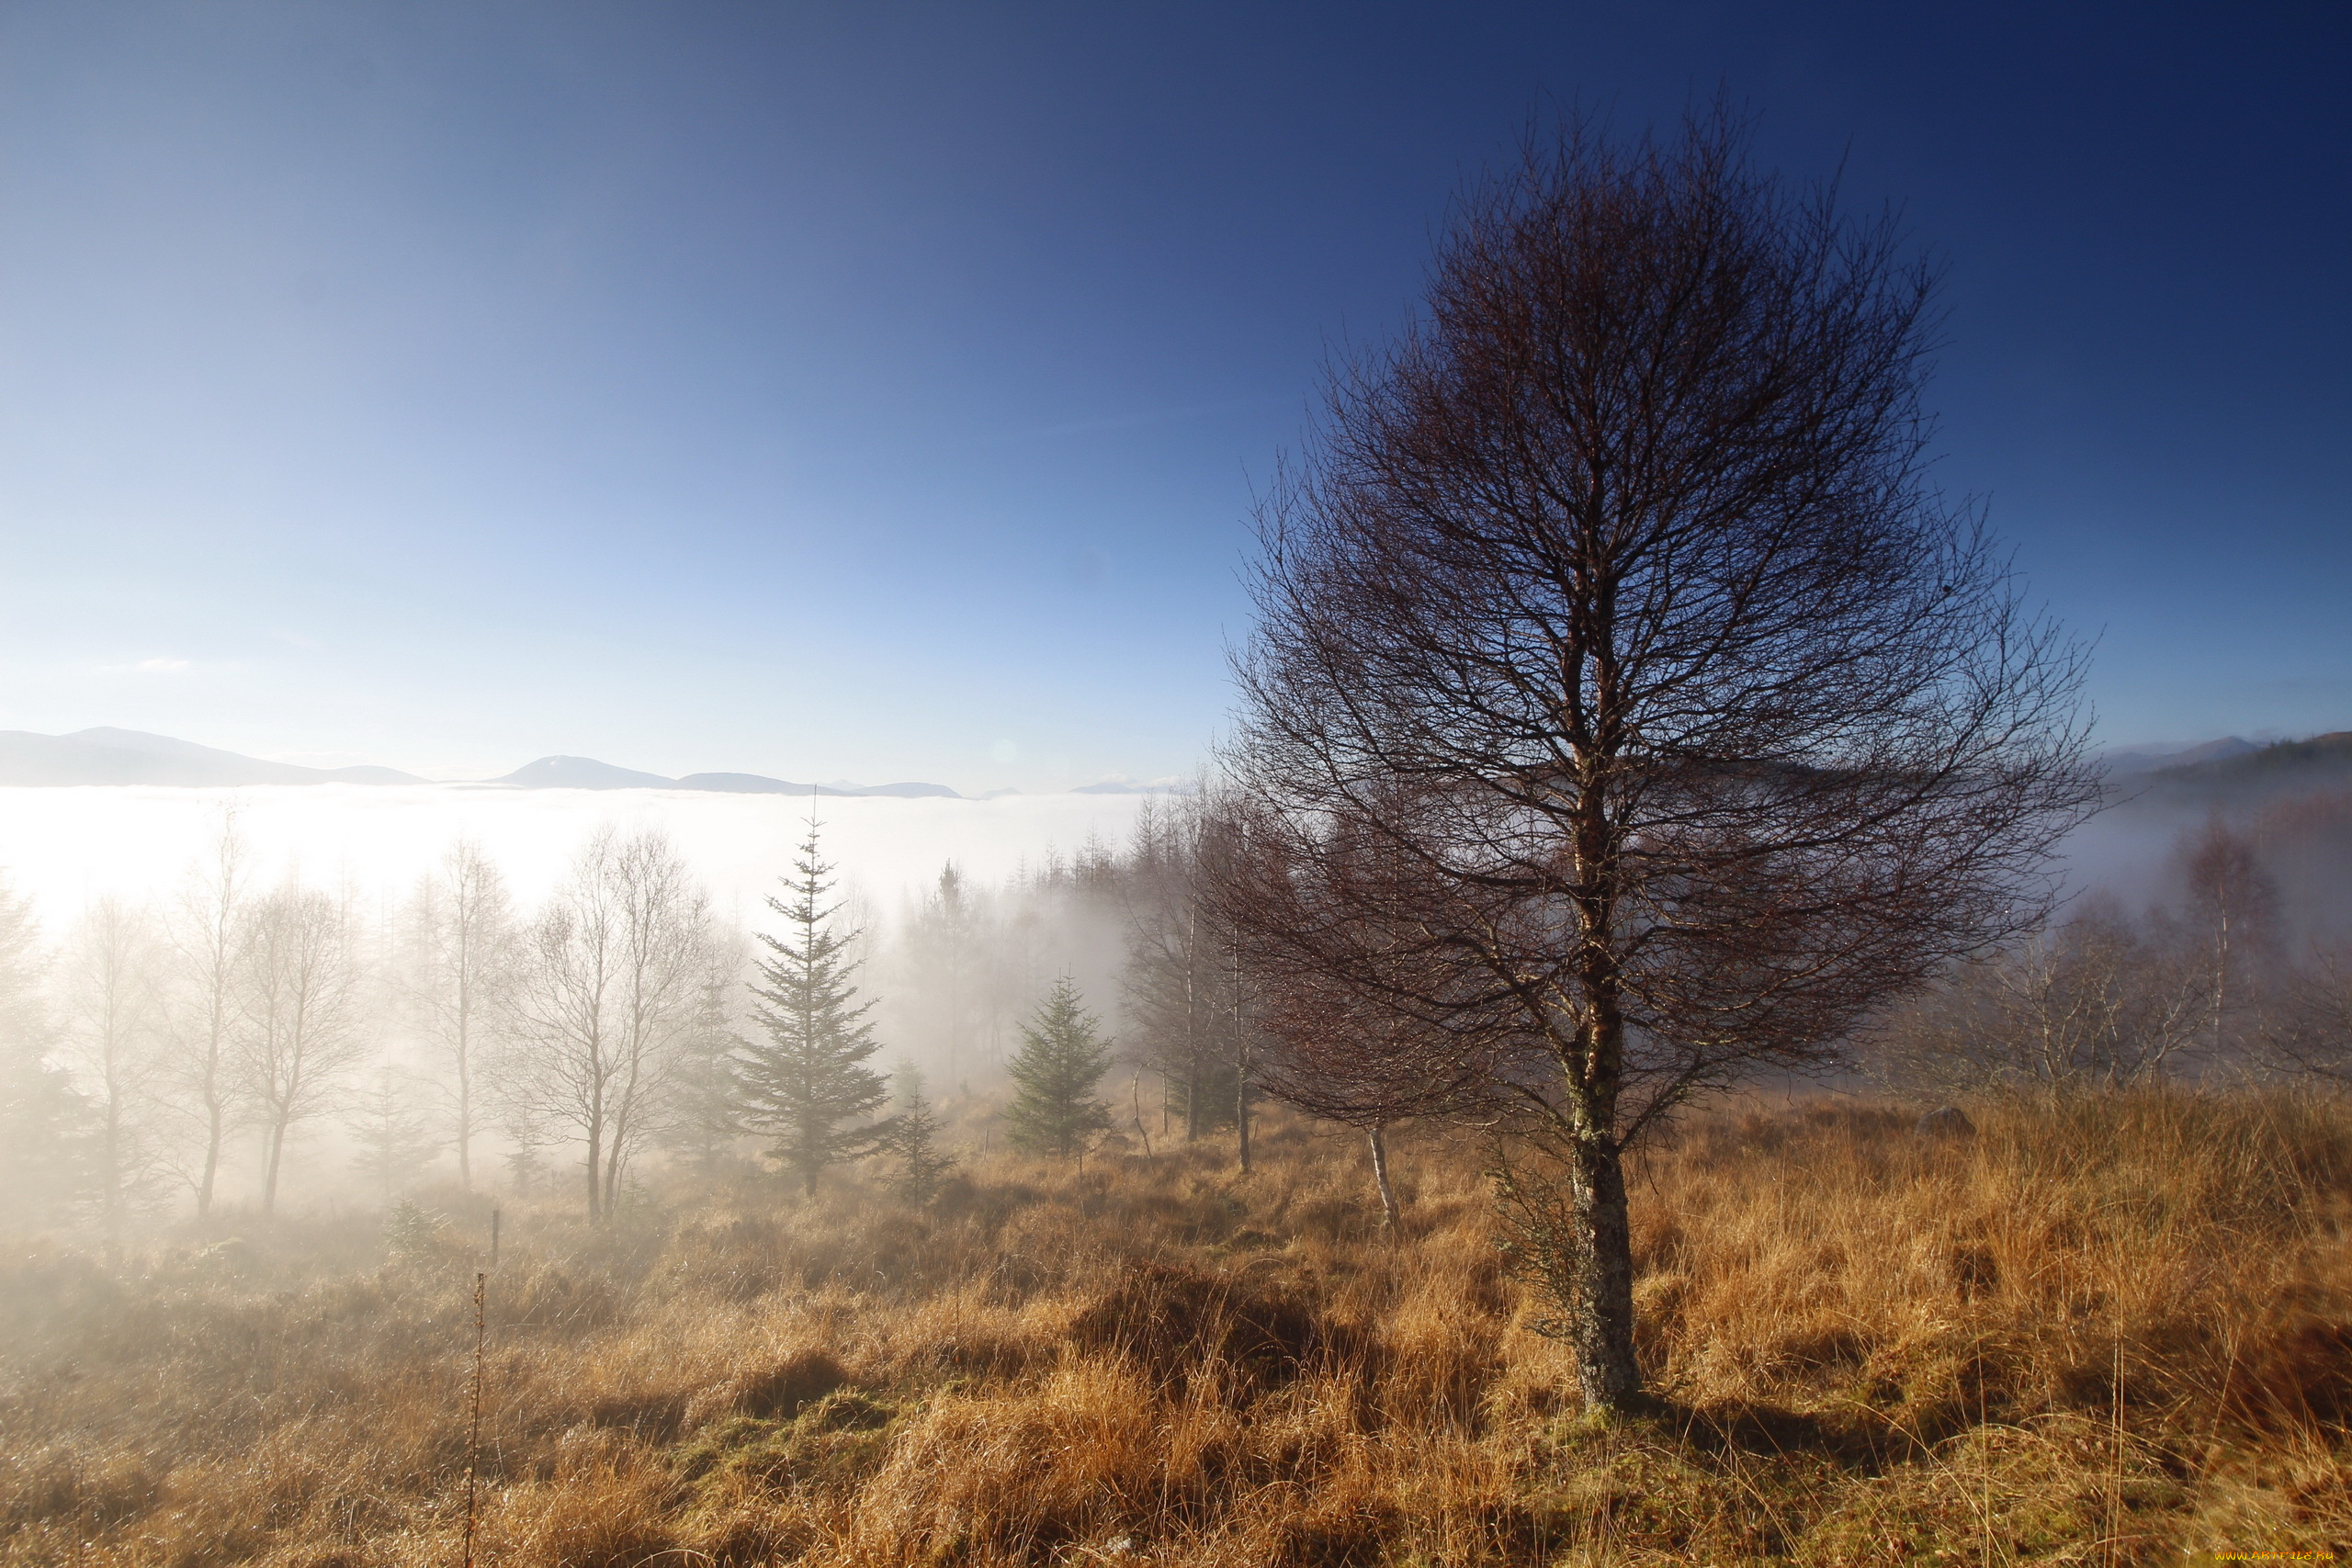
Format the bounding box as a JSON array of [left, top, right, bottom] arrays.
[[345, 1056, 443, 1207], [890, 1087, 957, 1203], [1003, 977, 1114, 1159], [883, 1061, 956, 1203], [660, 940, 748, 1173], [733, 821, 896, 1195], [0, 873, 88, 1229]]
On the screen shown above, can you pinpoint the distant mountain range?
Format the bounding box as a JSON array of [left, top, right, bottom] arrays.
[[2103, 733, 2352, 807], [0, 729, 960, 796], [0, 728, 429, 787], [2096, 737, 2263, 776], [14, 726, 2343, 806], [491, 755, 958, 797]]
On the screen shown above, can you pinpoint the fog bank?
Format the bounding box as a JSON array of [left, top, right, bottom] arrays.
[[0, 784, 1158, 933]]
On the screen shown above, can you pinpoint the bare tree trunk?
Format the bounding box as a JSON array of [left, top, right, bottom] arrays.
[[194, 976, 232, 1218], [197, 1101, 223, 1217], [1236, 1068, 1251, 1173], [1131, 1068, 1154, 1157], [101, 1102, 124, 1243], [1368, 1123, 1401, 1229], [1569, 1137, 1641, 1410], [1234, 937, 1250, 1174], [1182, 965, 1203, 1143], [262, 1116, 288, 1216], [455, 992, 473, 1190], [183, 815, 245, 1223], [583, 1120, 603, 1224], [603, 1066, 629, 1214]]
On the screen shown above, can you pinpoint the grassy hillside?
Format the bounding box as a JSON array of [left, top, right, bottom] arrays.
[[3, 1094, 2347, 1565]]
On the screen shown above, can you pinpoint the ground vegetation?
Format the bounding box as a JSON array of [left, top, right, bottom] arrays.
[[1, 1091, 2346, 1565]]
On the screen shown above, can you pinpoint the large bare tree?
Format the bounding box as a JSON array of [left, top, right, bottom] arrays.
[[499, 827, 708, 1220], [1218, 114, 2095, 1411], [56, 897, 164, 1241], [239, 881, 368, 1216], [164, 811, 248, 1217]]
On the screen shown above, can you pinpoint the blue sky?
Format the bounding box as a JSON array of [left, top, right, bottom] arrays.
[[0, 2, 2344, 791]]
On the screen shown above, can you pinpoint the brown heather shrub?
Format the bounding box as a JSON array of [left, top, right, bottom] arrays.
[[1, 1092, 2348, 1565]]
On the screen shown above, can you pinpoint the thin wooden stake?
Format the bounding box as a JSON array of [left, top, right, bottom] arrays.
[[2109, 1325, 2125, 1568], [463, 1270, 485, 1568]]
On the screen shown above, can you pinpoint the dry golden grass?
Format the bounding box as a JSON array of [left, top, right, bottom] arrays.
[[3, 1092, 2347, 1566]]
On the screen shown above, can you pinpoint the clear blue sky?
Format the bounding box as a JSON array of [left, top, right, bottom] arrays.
[[0, 2, 2344, 791]]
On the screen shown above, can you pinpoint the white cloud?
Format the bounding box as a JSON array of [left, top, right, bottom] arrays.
[[95, 656, 193, 674]]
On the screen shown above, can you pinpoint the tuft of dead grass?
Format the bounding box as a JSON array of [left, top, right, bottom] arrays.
[[1, 1090, 2346, 1564]]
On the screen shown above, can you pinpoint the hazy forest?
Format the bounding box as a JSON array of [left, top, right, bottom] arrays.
[[4, 769, 2350, 1565], [6, 120, 2352, 1568]]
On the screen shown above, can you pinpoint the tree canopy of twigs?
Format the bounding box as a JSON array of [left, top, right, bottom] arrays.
[[497, 828, 710, 1223], [1216, 109, 2097, 1411]]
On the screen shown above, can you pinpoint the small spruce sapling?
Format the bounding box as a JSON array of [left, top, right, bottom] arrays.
[[347, 1056, 443, 1207], [1003, 977, 1114, 1160], [889, 1082, 957, 1204]]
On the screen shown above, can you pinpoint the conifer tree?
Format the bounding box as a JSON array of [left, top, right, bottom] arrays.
[[661, 938, 748, 1171], [889, 1081, 957, 1204], [0, 872, 89, 1228], [733, 820, 895, 1194], [345, 1055, 443, 1206], [1003, 977, 1114, 1159]]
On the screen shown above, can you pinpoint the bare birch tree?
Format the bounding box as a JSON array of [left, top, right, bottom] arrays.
[[2165, 815, 2282, 1064], [1217, 112, 2095, 1411], [498, 827, 707, 1221], [240, 881, 367, 1216], [601, 829, 710, 1209], [165, 811, 248, 1217], [1869, 897, 2210, 1097], [2264, 942, 2352, 1084], [407, 839, 514, 1190], [56, 897, 164, 1240], [1120, 798, 1231, 1143], [501, 830, 623, 1222]]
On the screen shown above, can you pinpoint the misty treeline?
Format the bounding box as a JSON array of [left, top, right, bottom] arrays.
[[1875, 795, 2352, 1098], [0, 795, 1265, 1235]]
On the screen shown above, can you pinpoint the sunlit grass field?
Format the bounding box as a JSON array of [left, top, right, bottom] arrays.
[[4, 1093, 2347, 1565]]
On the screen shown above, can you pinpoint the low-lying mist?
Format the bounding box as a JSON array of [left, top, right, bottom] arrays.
[[0, 785, 1172, 1228], [0, 784, 1159, 928], [6, 763, 2352, 1235]]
